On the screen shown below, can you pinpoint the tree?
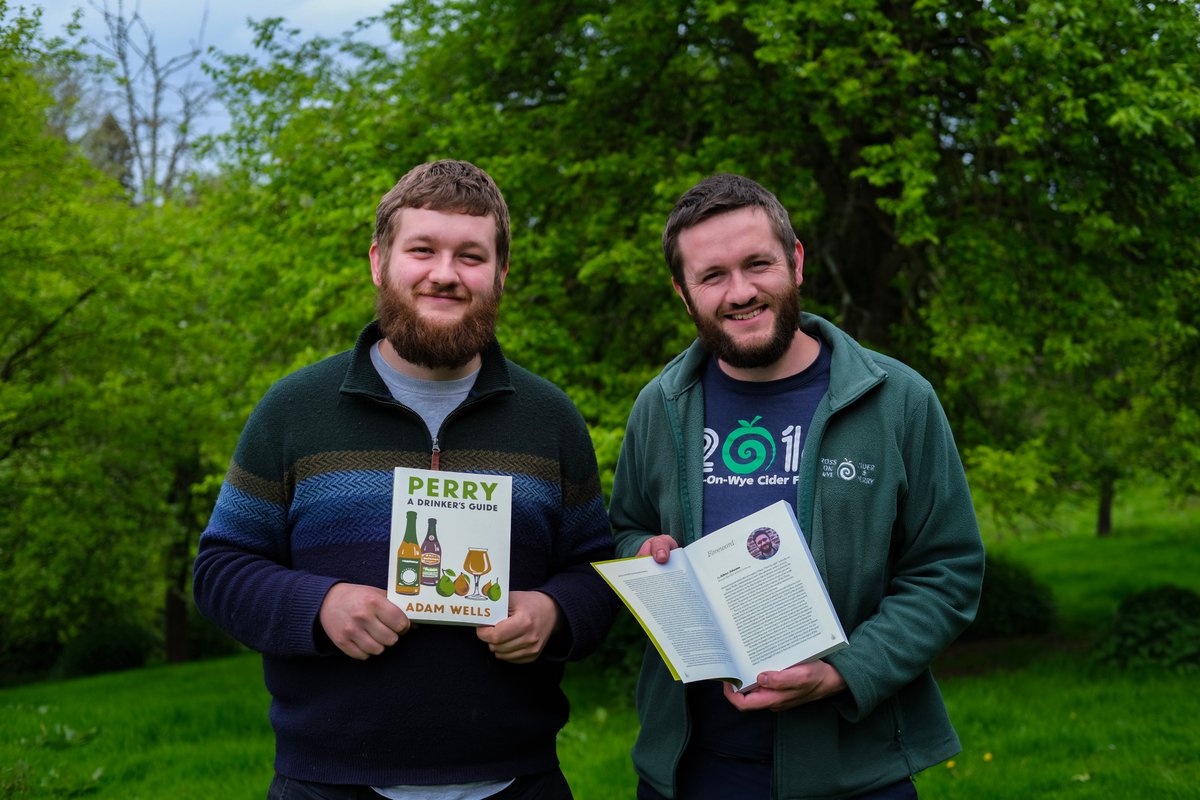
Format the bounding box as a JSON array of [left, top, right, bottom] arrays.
[[0, 2, 232, 676], [918, 0, 1200, 533], [203, 0, 1200, 530], [80, 110, 133, 190], [76, 1, 237, 659], [1, 1, 146, 673], [89, 0, 212, 201]]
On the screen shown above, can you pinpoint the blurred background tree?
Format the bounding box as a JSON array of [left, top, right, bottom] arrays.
[[2, 0, 1197, 680]]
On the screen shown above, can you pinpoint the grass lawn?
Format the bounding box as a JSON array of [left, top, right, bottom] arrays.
[[1, 483, 1196, 798], [918, 657, 1199, 799], [0, 654, 274, 798]]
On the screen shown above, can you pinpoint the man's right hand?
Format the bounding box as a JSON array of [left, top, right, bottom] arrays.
[[637, 534, 680, 564], [318, 583, 412, 660]]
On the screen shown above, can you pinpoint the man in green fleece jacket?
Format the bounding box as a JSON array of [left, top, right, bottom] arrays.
[[609, 174, 985, 800]]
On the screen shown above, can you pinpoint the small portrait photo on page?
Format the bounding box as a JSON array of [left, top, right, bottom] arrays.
[[747, 526, 781, 560]]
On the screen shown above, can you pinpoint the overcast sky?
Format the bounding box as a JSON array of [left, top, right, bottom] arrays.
[[34, 2, 393, 141], [37, 1, 391, 61]]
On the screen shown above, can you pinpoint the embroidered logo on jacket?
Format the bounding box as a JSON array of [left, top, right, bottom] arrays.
[[820, 457, 876, 486]]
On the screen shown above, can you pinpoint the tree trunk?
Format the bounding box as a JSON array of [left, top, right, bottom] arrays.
[[163, 525, 190, 662], [164, 455, 202, 662], [1097, 475, 1115, 537], [164, 567, 191, 663]]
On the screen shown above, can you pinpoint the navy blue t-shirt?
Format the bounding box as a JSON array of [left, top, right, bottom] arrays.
[[688, 341, 831, 761]]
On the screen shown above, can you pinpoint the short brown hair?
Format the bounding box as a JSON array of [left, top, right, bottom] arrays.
[[662, 174, 797, 284], [374, 159, 511, 268]]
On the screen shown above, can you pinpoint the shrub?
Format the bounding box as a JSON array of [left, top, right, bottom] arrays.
[[56, 619, 160, 678], [0, 629, 62, 687], [960, 552, 1057, 640], [586, 606, 651, 687], [188, 605, 245, 660], [1091, 584, 1200, 673]]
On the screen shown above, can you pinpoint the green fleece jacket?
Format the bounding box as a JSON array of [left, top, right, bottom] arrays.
[[610, 313, 985, 800]]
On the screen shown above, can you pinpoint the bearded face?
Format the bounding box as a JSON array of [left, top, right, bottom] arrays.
[[370, 207, 506, 372], [685, 280, 802, 370], [375, 269, 502, 371], [671, 207, 805, 374]]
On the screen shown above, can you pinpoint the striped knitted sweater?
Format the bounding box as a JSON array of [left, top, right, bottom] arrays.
[[194, 322, 616, 786]]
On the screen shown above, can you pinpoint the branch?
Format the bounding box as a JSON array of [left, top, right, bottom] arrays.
[[0, 418, 59, 465], [0, 286, 98, 383], [88, 0, 211, 201]]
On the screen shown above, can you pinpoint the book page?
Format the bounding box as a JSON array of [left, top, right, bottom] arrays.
[[688, 501, 848, 686], [592, 556, 740, 684]]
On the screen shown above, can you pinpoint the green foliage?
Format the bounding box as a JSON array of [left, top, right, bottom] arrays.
[[964, 440, 1059, 533], [4, 0, 1200, 683], [56, 619, 160, 678], [961, 553, 1057, 641], [1091, 585, 1200, 674], [983, 484, 1200, 639], [922, 0, 1200, 526], [195, 0, 1200, 531], [0, 629, 61, 688], [587, 609, 650, 680], [1, 3, 149, 655], [0, 5, 233, 680]]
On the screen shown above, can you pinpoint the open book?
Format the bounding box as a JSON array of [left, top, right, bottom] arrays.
[[386, 467, 512, 626], [593, 500, 847, 691]]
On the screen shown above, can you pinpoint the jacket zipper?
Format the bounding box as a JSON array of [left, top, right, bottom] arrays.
[[362, 383, 501, 473], [429, 389, 495, 471]]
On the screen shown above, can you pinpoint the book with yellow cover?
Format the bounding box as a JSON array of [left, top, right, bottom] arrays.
[[386, 467, 512, 626]]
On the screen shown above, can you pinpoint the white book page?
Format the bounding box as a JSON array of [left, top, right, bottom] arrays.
[[592, 555, 741, 684], [687, 501, 848, 688]]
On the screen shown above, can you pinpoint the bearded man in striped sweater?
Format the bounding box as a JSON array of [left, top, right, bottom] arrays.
[[195, 160, 616, 800]]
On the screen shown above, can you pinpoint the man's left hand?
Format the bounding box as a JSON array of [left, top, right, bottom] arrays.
[[476, 590, 563, 664], [723, 660, 847, 712]]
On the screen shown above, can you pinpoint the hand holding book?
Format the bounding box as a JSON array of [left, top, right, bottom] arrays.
[[594, 501, 848, 692], [722, 658, 847, 710], [638, 534, 681, 563], [476, 590, 563, 664]]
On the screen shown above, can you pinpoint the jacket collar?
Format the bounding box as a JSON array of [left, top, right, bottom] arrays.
[[659, 313, 887, 410]]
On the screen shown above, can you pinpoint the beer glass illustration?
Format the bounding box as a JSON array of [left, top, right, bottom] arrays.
[[462, 547, 492, 600]]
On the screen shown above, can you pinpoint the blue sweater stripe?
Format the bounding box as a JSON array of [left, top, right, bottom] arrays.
[[209, 482, 285, 539]]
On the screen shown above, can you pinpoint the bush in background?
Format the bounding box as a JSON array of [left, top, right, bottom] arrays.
[[56, 619, 160, 678], [0, 629, 62, 687], [187, 604, 246, 660], [960, 552, 1057, 640], [1091, 584, 1200, 673]]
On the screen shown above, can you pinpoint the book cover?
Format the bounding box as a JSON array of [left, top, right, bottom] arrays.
[[386, 467, 512, 626]]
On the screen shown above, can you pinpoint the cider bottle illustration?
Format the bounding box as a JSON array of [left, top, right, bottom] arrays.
[[420, 517, 442, 586], [396, 510, 421, 595]]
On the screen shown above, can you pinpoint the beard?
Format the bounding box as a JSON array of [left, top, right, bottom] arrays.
[[375, 277, 501, 370], [688, 283, 802, 370]]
